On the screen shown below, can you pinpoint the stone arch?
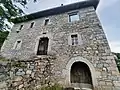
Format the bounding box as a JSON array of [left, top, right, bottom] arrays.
[[64, 56, 98, 88]]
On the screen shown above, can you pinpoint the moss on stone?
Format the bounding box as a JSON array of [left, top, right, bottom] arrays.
[[40, 84, 63, 90], [11, 61, 27, 68]]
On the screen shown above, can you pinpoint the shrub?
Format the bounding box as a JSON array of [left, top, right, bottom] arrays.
[[40, 84, 63, 90]]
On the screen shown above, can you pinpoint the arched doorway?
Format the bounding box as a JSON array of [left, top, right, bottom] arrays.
[[70, 62, 93, 89]]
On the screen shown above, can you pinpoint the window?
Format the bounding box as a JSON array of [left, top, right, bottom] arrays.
[[44, 19, 49, 25], [16, 31, 20, 33], [17, 25, 23, 33], [69, 12, 79, 22], [37, 37, 49, 55], [14, 40, 22, 50], [19, 25, 23, 30], [71, 34, 78, 45], [30, 22, 34, 28]]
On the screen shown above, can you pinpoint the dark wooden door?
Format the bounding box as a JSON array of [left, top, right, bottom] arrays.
[[71, 62, 92, 84], [37, 37, 49, 55]]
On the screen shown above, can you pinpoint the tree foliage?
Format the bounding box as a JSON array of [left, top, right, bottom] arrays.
[[0, 0, 37, 48], [0, 0, 37, 30], [113, 52, 120, 71], [0, 30, 9, 48]]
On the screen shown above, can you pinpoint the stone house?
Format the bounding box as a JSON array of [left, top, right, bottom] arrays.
[[1, 0, 120, 90]]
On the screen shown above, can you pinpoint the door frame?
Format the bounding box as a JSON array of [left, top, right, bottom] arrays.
[[63, 56, 98, 88]]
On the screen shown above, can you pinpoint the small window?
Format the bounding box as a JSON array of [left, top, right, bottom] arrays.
[[16, 31, 20, 33], [69, 13, 79, 22], [30, 22, 34, 28], [44, 19, 49, 25], [71, 34, 78, 45], [19, 25, 23, 30], [14, 40, 22, 50], [37, 37, 49, 55]]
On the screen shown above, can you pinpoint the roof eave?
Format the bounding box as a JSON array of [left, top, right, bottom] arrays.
[[12, 0, 99, 24]]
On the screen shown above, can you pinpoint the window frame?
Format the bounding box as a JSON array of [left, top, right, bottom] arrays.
[[35, 35, 51, 56], [16, 25, 23, 33], [68, 12, 80, 22], [19, 25, 23, 30], [68, 33, 82, 46], [13, 40, 22, 50], [44, 18, 50, 26], [37, 37, 49, 55], [71, 34, 79, 45], [30, 22, 35, 28]]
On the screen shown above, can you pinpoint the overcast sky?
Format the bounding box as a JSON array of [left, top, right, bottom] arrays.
[[17, 0, 120, 53]]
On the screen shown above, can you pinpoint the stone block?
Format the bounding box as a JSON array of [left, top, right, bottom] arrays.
[[26, 70, 32, 75], [106, 81, 113, 86], [18, 84, 24, 89], [16, 69, 25, 76], [14, 76, 23, 81], [114, 87, 120, 90], [107, 56, 114, 60], [99, 81, 106, 85], [112, 71, 119, 75], [113, 81, 120, 87], [96, 71, 101, 78], [0, 82, 7, 89]]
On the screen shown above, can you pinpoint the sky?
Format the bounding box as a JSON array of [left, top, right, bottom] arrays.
[[17, 0, 120, 53]]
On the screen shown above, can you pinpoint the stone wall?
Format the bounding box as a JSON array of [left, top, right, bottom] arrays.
[[1, 6, 100, 60], [0, 55, 120, 90], [0, 55, 59, 90]]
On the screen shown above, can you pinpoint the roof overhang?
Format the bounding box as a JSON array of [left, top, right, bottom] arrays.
[[12, 0, 99, 23]]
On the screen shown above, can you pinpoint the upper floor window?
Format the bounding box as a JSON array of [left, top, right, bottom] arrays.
[[44, 19, 49, 26], [14, 40, 22, 50], [30, 22, 34, 28], [19, 25, 23, 30], [69, 12, 79, 22], [37, 37, 49, 55], [71, 34, 78, 45]]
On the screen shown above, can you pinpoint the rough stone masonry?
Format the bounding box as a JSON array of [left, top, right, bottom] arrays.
[[1, 0, 120, 90]]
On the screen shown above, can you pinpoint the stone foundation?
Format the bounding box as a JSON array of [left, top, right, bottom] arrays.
[[0, 56, 58, 90], [0, 55, 120, 90]]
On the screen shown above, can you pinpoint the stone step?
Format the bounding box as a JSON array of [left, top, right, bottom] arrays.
[[80, 88, 92, 90], [74, 87, 92, 90], [64, 87, 92, 90]]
